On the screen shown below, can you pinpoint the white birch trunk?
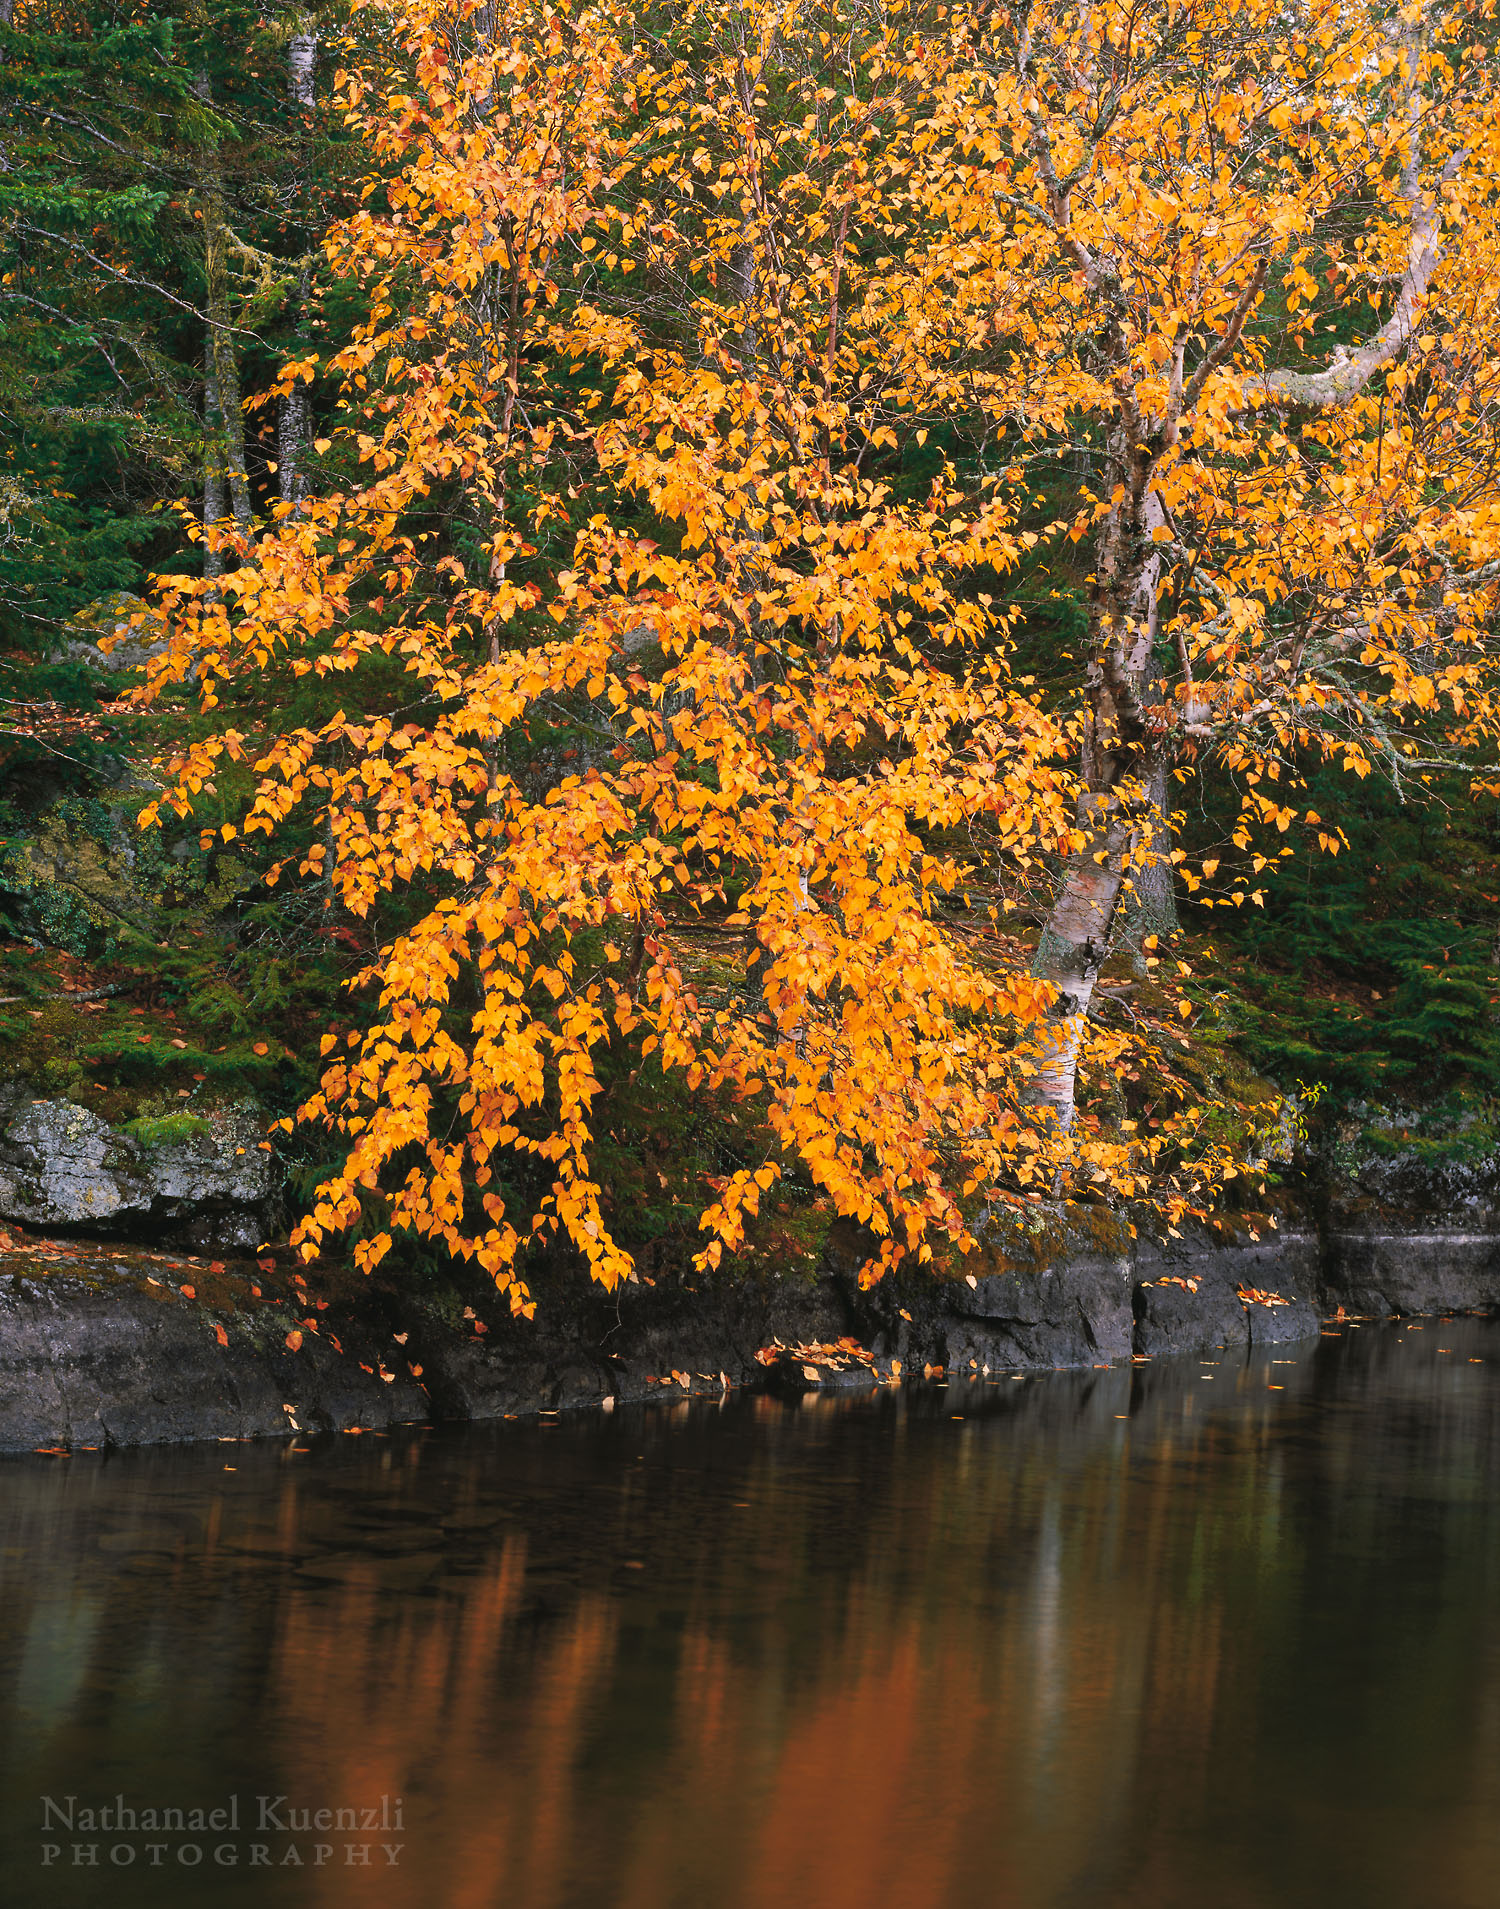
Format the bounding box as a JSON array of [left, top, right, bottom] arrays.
[[1026, 805, 1134, 1130], [287, 20, 317, 109]]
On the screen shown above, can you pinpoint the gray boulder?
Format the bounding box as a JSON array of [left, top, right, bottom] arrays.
[[53, 590, 170, 676], [0, 1098, 277, 1249]]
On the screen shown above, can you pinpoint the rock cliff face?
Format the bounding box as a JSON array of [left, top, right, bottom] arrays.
[[825, 1213, 1336, 1374], [0, 1096, 277, 1249], [0, 1194, 1494, 1451]]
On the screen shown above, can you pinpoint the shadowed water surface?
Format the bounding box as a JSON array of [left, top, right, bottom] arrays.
[[1, 1318, 1497, 1909]]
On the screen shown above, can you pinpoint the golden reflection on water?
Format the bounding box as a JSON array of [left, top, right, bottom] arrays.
[[0, 1321, 1498, 1909]]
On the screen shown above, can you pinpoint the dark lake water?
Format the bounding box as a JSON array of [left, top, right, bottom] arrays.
[[1, 1317, 1497, 1909]]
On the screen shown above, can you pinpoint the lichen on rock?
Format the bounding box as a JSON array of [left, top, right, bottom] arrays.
[[0, 1091, 277, 1248]]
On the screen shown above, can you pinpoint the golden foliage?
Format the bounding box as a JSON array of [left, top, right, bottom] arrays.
[[140, 0, 1500, 1303]]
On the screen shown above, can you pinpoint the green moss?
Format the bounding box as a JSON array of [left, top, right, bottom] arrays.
[[118, 1112, 213, 1148]]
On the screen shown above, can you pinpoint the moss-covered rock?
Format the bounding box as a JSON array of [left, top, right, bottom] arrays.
[[0, 1092, 277, 1248]]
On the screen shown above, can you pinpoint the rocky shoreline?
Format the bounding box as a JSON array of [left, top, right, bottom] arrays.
[[0, 1201, 1495, 1452]]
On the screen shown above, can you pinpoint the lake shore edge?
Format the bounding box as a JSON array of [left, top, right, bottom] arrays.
[[2, 1208, 1497, 1452]]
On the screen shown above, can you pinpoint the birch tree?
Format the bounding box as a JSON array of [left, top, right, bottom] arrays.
[[137, 0, 1500, 1299], [945, 0, 1500, 1134]]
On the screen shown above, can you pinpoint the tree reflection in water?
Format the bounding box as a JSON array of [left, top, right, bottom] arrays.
[[1, 1320, 1497, 1909]]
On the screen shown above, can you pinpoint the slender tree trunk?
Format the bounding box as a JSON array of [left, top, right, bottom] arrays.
[[1027, 800, 1135, 1126], [192, 44, 252, 542], [278, 262, 313, 507], [1115, 752, 1178, 963], [203, 187, 252, 535], [278, 18, 317, 505], [1029, 409, 1169, 1129], [287, 16, 317, 108], [1116, 488, 1179, 955], [202, 358, 226, 581]]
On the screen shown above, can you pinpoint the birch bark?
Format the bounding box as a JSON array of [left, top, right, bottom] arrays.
[[278, 16, 317, 505]]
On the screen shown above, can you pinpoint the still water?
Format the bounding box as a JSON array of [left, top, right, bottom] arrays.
[[1, 1318, 1497, 1909]]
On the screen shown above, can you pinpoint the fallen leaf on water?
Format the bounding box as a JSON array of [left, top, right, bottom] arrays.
[[179, 1284, 196, 1299], [214, 1323, 229, 1347], [285, 1330, 303, 1351], [252, 1042, 269, 1055]]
